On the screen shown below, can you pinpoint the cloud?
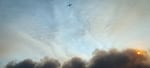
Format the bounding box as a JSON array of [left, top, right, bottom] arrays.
[[5, 48, 150, 68], [0, 26, 21, 58]]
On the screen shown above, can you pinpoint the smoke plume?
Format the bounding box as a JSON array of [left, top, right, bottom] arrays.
[[62, 57, 86, 68], [5, 48, 150, 68]]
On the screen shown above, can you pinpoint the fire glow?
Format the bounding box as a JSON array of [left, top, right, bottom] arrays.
[[135, 49, 147, 56]]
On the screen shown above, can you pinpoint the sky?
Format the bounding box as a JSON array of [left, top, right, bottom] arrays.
[[1, 0, 150, 67]]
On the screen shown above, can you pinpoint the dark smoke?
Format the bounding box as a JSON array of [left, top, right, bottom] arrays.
[[5, 49, 150, 68], [88, 49, 150, 68], [62, 57, 86, 68], [6, 59, 60, 68], [6, 59, 36, 68], [36, 58, 60, 68]]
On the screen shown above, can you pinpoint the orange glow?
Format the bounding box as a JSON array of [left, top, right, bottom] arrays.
[[135, 49, 146, 56], [137, 51, 141, 55]]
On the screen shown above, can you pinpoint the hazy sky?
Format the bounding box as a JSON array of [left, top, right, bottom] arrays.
[[1, 0, 150, 67]]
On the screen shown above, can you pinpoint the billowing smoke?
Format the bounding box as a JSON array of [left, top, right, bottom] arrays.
[[6, 59, 60, 68], [6, 59, 36, 68], [88, 49, 150, 68], [62, 57, 86, 68], [5, 48, 150, 68]]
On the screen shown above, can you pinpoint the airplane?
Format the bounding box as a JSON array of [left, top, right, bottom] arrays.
[[68, 3, 72, 7]]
